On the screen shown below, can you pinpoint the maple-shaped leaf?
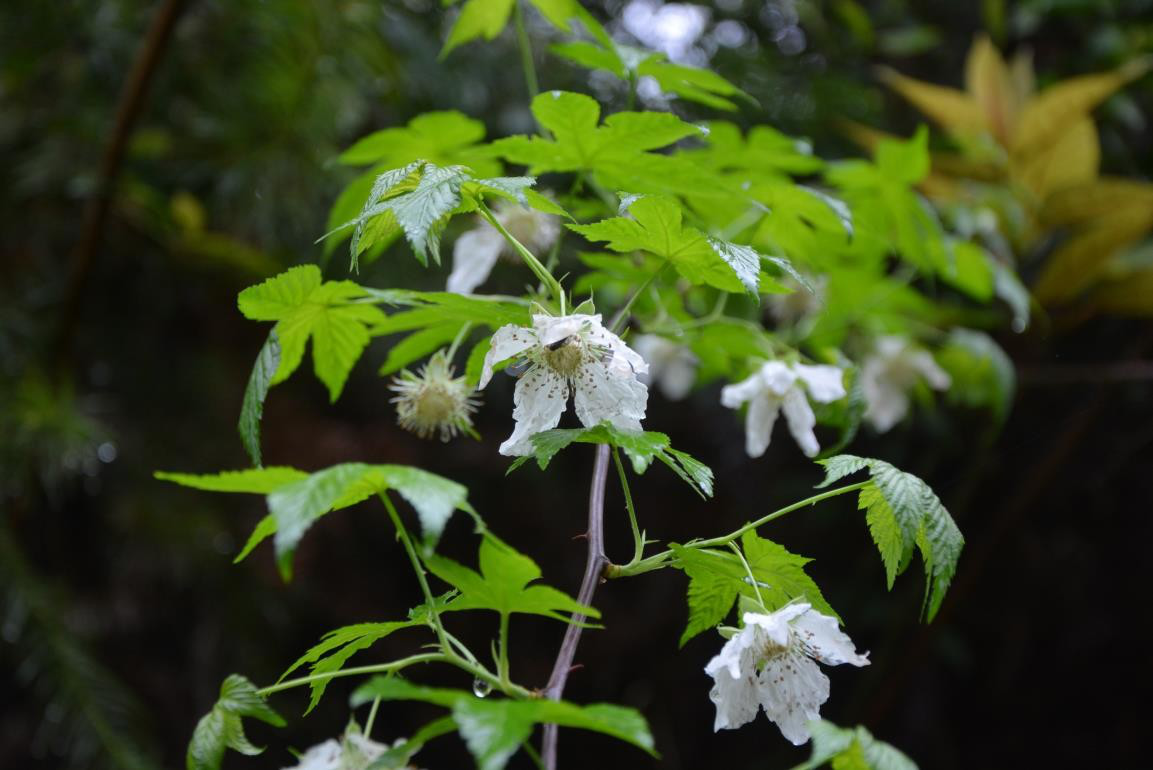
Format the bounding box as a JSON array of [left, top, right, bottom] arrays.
[[426, 535, 598, 623], [237, 265, 386, 401]]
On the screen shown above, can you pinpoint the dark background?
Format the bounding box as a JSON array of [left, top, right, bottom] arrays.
[[3, 0, 1152, 767]]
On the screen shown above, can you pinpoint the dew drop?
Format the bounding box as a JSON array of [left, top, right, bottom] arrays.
[[472, 678, 493, 698]]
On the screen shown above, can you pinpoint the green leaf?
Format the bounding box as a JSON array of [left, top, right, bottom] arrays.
[[740, 531, 838, 619], [937, 328, 1016, 424], [443, 0, 514, 55], [705, 237, 763, 293], [278, 622, 416, 714], [513, 422, 714, 498], [426, 535, 598, 622], [160, 464, 469, 579], [815, 455, 964, 620], [339, 112, 495, 173], [350, 677, 656, 769], [378, 322, 464, 376], [237, 330, 279, 467], [799, 720, 919, 770], [155, 467, 308, 494], [237, 266, 387, 401], [673, 547, 740, 646], [186, 675, 284, 770], [570, 195, 747, 292]]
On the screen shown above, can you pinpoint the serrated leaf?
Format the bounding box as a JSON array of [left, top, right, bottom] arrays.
[[800, 720, 918, 770], [673, 546, 740, 646], [238, 331, 279, 467], [186, 675, 284, 770], [442, 0, 515, 55], [705, 237, 762, 293], [740, 531, 838, 619], [452, 699, 534, 770], [155, 467, 308, 493], [858, 484, 905, 589], [657, 447, 714, 499], [426, 535, 597, 622], [570, 195, 746, 292], [815, 455, 964, 620]]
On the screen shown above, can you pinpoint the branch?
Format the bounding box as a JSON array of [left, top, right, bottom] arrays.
[[54, 0, 188, 367], [541, 444, 610, 769]]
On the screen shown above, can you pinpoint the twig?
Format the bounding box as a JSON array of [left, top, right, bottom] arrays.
[[542, 444, 610, 769], [54, 0, 188, 368]]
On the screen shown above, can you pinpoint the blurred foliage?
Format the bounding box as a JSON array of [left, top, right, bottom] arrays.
[[3, 0, 1153, 767]]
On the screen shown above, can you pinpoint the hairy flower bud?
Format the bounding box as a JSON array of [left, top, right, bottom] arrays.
[[389, 351, 479, 442]]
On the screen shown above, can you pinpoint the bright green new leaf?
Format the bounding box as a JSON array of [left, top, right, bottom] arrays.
[[442, 0, 583, 55], [674, 548, 740, 647], [237, 330, 279, 467], [817, 455, 964, 620], [157, 463, 470, 580], [339, 111, 496, 174], [426, 535, 597, 622], [278, 622, 417, 714], [186, 675, 284, 770], [798, 720, 919, 770], [237, 265, 386, 401], [570, 195, 758, 292]]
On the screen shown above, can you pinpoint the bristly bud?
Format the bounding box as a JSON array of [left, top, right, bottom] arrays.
[[389, 350, 480, 442]]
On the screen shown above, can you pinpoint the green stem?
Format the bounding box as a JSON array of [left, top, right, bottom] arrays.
[[498, 612, 511, 688], [364, 696, 382, 738], [606, 481, 870, 578], [478, 200, 565, 313], [447, 322, 473, 360], [612, 448, 644, 564], [379, 492, 450, 651], [257, 653, 444, 697], [514, 0, 540, 100], [728, 541, 764, 608], [609, 263, 670, 333]]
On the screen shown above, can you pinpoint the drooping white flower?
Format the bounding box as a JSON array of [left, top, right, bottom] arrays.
[[284, 730, 402, 770], [389, 350, 480, 442], [766, 274, 827, 326], [860, 335, 952, 433], [447, 200, 560, 294], [631, 333, 698, 401], [705, 604, 869, 746], [480, 313, 649, 456], [721, 361, 845, 458]]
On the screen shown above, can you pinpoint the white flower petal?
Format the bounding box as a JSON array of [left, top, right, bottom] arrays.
[[744, 390, 781, 458], [863, 379, 909, 433], [705, 627, 762, 731], [744, 606, 808, 648], [573, 358, 648, 433], [760, 361, 798, 396], [447, 226, 505, 294], [282, 739, 341, 770], [479, 324, 538, 389], [789, 608, 870, 668], [756, 650, 830, 745], [657, 354, 697, 400], [534, 312, 600, 347], [499, 366, 568, 456], [908, 350, 952, 391], [720, 371, 763, 408], [794, 363, 846, 403], [781, 386, 821, 457]]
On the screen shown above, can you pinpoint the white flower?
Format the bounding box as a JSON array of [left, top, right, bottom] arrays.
[[480, 313, 649, 456], [705, 604, 869, 746], [721, 361, 845, 458], [631, 333, 697, 401], [447, 200, 560, 295], [860, 336, 952, 433], [284, 731, 400, 770]]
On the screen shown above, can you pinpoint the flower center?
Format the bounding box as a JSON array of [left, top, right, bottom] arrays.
[[415, 384, 458, 423], [542, 337, 585, 377]]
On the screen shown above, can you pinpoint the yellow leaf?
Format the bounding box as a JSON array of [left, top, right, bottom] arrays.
[[1008, 50, 1036, 103], [1013, 117, 1099, 200], [965, 35, 1016, 144], [1011, 57, 1152, 155], [878, 66, 986, 137], [1033, 207, 1153, 303], [1041, 178, 1153, 227], [1090, 270, 1153, 316]]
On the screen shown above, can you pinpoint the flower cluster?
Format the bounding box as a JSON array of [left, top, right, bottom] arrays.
[[284, 728, 413, 770], [721, 360, 846, 458], [447, 200, 560, 295], [705, 603, 869, 745], [480, 313, 648, 456]]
